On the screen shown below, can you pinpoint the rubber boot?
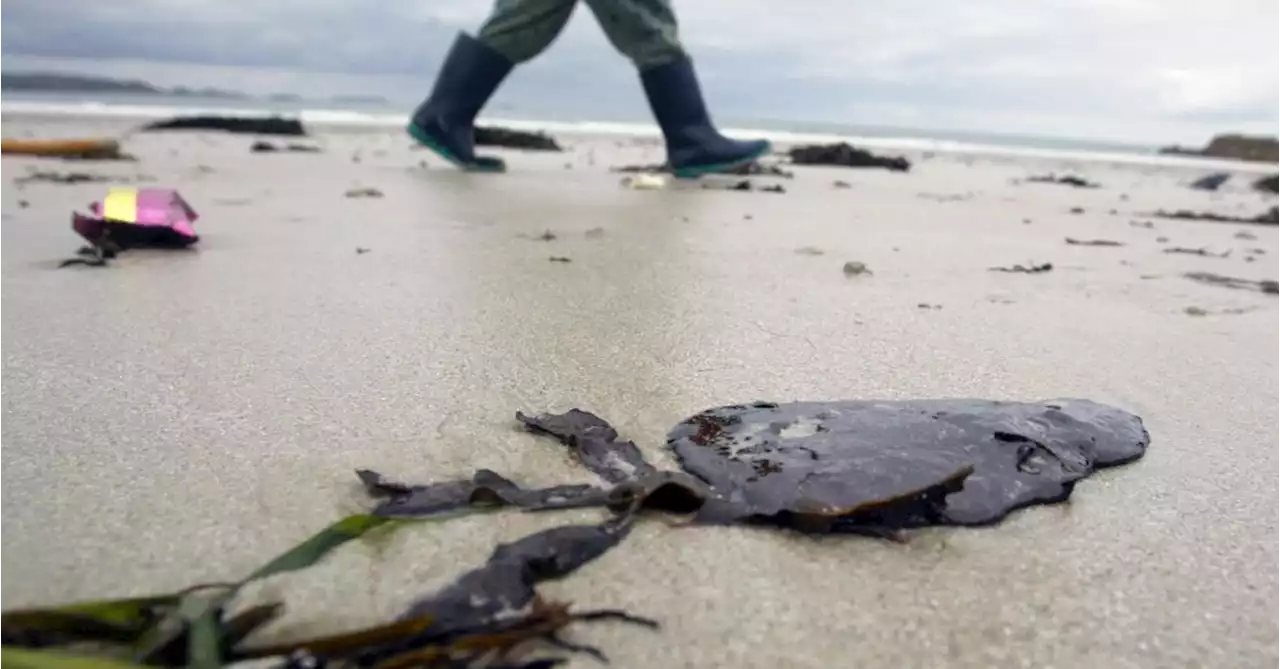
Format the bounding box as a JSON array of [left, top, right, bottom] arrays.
[[640, 57, 771, 179], [407, 33, 514, 172]]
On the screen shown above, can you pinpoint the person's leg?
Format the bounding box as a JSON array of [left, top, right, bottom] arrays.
[[583, 0, 770, 178], [408, 0, 577, 172]]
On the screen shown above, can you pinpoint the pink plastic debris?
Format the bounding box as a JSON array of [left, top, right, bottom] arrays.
[[75, 187, 200, 250]]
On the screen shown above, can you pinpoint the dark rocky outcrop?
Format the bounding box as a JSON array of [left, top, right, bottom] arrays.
[[473, 126, 561, 151], [1254, 174, 1278, 194], [144, 116, 306, 136], [1159, 134, 1279, 163], [787, 143, 911, 172]]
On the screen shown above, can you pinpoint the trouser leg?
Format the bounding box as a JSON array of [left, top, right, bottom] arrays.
[[583, 0, 687, 69], [476, 0, 580, 64]]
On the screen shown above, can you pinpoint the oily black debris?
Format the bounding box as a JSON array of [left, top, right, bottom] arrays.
[[1150, 206, 1278, 226], [1189, 173, 1231, 191], [613, 162, 793, 178], [1065, 237, 1124, 247], [474, 126, 561, 151], [1025, 174, 1100, 188], [13, 171, 115, 185], [787, 143, 911, 172], [708, 180, 786, 193], [990, 262, 1054, 274], [144, 115, 306, 136], [1164, 247, 1229, 258], [508, 400, 1149, 531], [358, 469, 609, 517], [1183, 271, 1279, 294], [251, 141, 322, 153]]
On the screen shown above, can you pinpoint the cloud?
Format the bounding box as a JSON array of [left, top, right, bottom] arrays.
[[3, 0, 1276, 143]]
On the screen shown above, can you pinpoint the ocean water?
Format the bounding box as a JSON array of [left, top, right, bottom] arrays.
[[0, 90, 1260, 170]]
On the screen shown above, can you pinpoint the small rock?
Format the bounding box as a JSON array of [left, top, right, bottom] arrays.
[[842, 261, 872, 277], [1189, 173, 1231, 191], [1068, 207, 1085, 215], [1184, 306, 1209, 316]]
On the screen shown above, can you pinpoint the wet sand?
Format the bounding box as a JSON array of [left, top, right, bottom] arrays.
[[2, 115, 1278, 668]]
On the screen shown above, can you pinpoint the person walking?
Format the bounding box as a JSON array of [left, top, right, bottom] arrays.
[[408, 0, 770, 177]]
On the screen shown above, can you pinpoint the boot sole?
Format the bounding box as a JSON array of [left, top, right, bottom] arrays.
[[406, 124, 506, 173], [671, 141, 773, 179]]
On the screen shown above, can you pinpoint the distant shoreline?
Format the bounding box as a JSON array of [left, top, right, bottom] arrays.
[[0, 71, 389, 106]]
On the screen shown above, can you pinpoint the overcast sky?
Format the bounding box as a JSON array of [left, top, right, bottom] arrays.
[[3, 0, 1277, 144]]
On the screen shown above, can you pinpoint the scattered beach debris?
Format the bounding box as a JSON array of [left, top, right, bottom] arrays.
[[1183, 271, 1279, 294], [1254, 174, 1279, 194], [833, 180, 852, 189], [356, 247, 371, 254], [1065, 237, 1124, 247], [1189, 173, 1231, 191], [1150, 206, 1278, 226], [528, 230, 557, 242], [344, 187, 384, 199], [1130, 220, 1155, 229], [1234, 230, 1258, 240], [584, 227, 606, 239], [14, 170, 114, 185], [1164, 247, 1229, 258], [1025, 174, 1100, 188], [1, 137, 130, 160], [60, 188, 199, 267], [1184, 306, 1210, 316], [621, 173, 666, 190], [795, 246, 825, 256], [474, 126, 561, 151], [144, 115, 306, 136], [251, 141, 322, 153], [614, 162, 792, 178], [842, 261, 872, 276], [548, 256, 573, 263], [788, 143, 911, 172], [990, 262, 1054, 274]]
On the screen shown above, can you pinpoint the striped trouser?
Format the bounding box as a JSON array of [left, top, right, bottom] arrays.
[[476, 0, 686, 69]]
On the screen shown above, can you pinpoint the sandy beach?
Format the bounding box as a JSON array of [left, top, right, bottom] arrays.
[[2, 114, 1277, 668]]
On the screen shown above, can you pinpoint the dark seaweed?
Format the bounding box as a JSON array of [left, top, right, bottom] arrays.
[[1183, 271, 1279, 294], [989, 262, 1054, 273], [1065, 238, 1124, 247], [357, 469, 609, 517], [516, 409, 660, 484]]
